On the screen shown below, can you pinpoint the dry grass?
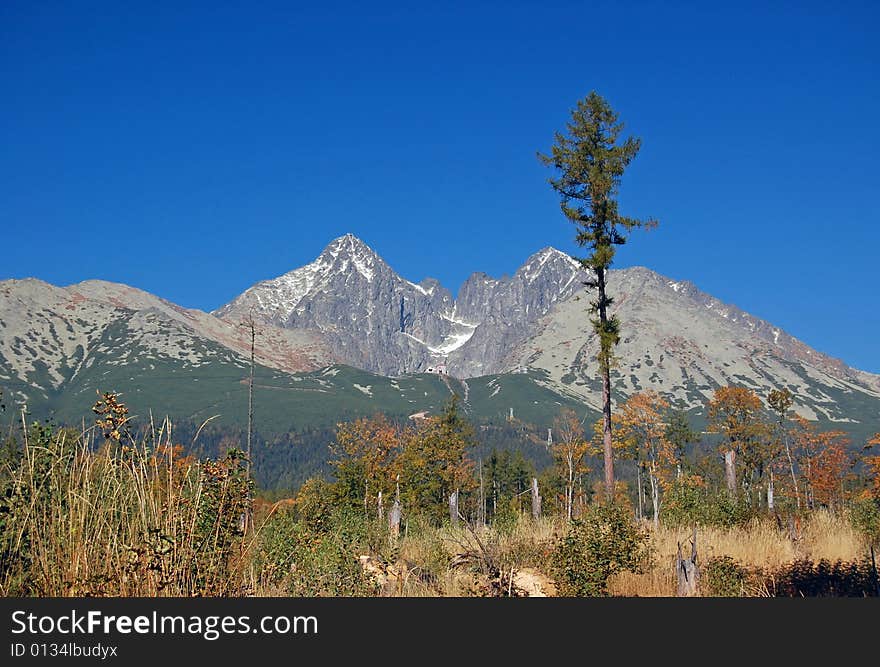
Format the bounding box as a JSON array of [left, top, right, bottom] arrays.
[[0, 423, 256, 597], [392, 516, 561, 596], [609, 512, 864, 597]]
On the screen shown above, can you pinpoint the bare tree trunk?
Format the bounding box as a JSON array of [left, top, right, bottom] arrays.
[[566, 452, 574, 522], [767, 471, 774, 511], [806, 458, 813, 510], [649, 462, 659, 530], [377, 490, 384, 520], [724, 450, 737, 495], [637, 464, 644, 521], [783, 434, 800, 511], [388, 499, 401, 540], [242, 314, 256, 533], [449, 490, 459, 527], [531, 477, 541, 520], [478, 458, 485, 527], [245, 316, 255, 479]]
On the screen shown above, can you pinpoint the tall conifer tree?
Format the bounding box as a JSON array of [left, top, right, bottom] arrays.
[[539, 92, 657, 501]]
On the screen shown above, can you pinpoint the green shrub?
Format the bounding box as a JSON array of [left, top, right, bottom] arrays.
[[663, 476, 754, 528], [492, 497, 521, 535], [703, 556, 748, 597], [849, 496, 880, 548], [551, 503, 650, 596], [257, 506, 375, 597]]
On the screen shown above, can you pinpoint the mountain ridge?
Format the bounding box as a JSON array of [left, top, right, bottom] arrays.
[[1, 234, 878, 441]]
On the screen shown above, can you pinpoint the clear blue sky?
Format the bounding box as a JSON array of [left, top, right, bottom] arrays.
[[2, 1, 878, 372]]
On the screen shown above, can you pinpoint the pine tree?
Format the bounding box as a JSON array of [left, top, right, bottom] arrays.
[[539, 91, 657, 501]]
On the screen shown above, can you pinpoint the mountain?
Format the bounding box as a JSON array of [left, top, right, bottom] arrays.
[[0, 274, 584, 431], [0, 278, 331, 418], [509, 267, 880, 428], [215, 233, 588, 378], [1, 233, 878, 443], [214, 234, 880, 437]]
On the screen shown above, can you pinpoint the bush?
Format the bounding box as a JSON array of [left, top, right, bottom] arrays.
[[703, 556, 748, 597], [663, 475, 754, 528], [850, 496, 880, 548], [294, 477, 339, 531], [257, 506, 376, 597], [551, 503, 650, 596]]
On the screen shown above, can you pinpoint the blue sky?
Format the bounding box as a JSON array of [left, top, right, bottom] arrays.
[[1, 1, 878, 372]]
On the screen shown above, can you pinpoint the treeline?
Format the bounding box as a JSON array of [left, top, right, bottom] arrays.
[[297, 384, 880, 533]]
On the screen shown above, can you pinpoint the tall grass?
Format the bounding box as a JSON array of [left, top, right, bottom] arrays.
[[0, 422, 253, 596]]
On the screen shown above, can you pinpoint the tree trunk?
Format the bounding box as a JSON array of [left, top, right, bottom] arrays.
[[806, 458, 813, 510], [531, 477, 541, 520], [478, 458, 485, 527], [783, 435, 801, 511], [649, 462, 660, 530], [449, 490, 459, 527], [676, 527, 700, 596], [597, 268, 615, 502], [724, 449, 737, 495], [767, 471, 774, 511], [637, 464, 644, 521], [567, 452, 574, 522], [388, 499, 401, 540]]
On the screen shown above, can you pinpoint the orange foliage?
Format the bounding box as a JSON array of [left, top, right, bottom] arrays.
[[617, 391, 676, 484], [863, 433, 880, 500], [792, 417, 851, 509], [706, 386, 764, 453]]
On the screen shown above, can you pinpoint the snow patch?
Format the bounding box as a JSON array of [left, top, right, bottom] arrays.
[[429, 330, 475, 355], [439, 312, 478, 327], [353, 383, 373, 396], [405, 280, 432, 296]]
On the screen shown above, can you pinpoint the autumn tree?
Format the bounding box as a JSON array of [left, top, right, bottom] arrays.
[[539, 91, 657, 501], [551, 409, 592, 521], [330, 414, 403, 517], [864, 433, 880, 500], [706, 386, 768, 500], [791, 417, 851, 511], [398, 396, 475, 524], [617, 391, 673, 528]]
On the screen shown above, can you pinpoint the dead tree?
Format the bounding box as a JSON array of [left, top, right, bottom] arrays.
[[723, 450, 737, 495], [676, 527, 700, 596], [388, 499, 401, 540], [239, 312, 259, 533], [389, 477, 402, 540], [449, 490, 459, 527], [531, 477, 541, 520]]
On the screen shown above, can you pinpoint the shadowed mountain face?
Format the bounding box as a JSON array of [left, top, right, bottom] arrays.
[[2, 234, 878, 438]]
